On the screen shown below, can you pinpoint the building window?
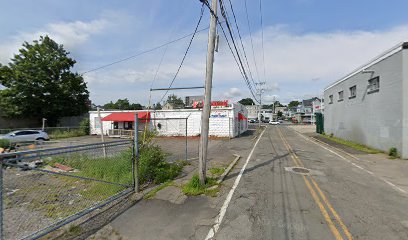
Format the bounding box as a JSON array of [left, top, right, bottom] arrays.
[[349, 85, 356, 99], [368, 76, 380, 94], [338, 91, 344, 102], [329, 95, 333, 104]]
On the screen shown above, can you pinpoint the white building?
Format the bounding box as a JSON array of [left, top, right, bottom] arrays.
[[244, 105, 275, 121], [324, 42, 408, 158], [90, 102, 248, 138]]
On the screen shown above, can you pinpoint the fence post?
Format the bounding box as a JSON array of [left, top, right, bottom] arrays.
[[134, 113, 139, 193], [0, 161, 3, 239], [185, 118, 188, 161]]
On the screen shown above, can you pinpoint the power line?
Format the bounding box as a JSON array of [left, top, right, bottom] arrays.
[[81, 24, 210, 75], [259, 0, 267, 84], [218, 0, 259, 102], [158, 3, 206, 103], [202, 0, 259, 102], [226, 0, 257, 87], [244, 0, 261, 86]]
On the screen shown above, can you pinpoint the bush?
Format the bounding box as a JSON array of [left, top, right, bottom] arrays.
[[389, 147, 398, 158], [0, 139, 11, 148], [79, 118, 90, 135], [139, 144, 182, 184]]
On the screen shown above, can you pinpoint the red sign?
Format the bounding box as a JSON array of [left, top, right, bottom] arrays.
[[192, 100, 229, 108], [211, 100, 228, 107]]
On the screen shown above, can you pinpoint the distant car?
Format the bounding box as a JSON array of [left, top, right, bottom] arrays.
[[248, 119, 256, 123], [0, 130, 50, 142], [278, 120, 284, 123], [269, 121, 280, 125]]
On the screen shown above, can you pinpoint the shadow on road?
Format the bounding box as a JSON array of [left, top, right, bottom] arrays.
[[224, 152, 290, 181]]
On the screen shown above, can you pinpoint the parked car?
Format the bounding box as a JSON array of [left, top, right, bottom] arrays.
[[0, 130, 50, 142], [269, 121, 280, 125]]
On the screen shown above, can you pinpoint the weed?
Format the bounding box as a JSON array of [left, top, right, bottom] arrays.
[[182, 174, 219, 196], [67, 225, 82, 235], [388, 147, 399, 158], [321, 134, 381, 154], [0, 139, 11, 148], [49, 129, 86, 139], [209, 167, 225, 177], [144, 181, 173, 199]]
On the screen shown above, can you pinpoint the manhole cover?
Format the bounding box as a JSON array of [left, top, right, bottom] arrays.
[[292, 167, 310, 174], [284, 167, 311, 175]]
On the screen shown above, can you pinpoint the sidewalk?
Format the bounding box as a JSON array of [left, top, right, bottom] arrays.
[[86, 130, 259, 240]]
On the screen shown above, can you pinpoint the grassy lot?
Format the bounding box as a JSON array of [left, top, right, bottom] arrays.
[[49, 129, 87, 139], [321, 134, 381, 154]]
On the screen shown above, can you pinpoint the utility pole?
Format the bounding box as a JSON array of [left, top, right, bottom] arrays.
[[256, 82, 265, 128], [198, 0, 218, 185], [97, 107, 107, 158]]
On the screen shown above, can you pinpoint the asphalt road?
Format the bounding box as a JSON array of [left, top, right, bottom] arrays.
[[213, 126, 408, 240]]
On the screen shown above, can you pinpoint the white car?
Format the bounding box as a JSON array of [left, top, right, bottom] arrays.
[[0, 130, 50, 142], [269, 121, 280, 125]]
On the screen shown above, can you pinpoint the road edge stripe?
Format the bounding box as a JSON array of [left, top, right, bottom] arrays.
[[205, 127, 267, 240]]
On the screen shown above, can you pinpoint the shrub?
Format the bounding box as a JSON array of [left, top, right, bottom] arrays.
[[388, 147, 398, 158], [0, 139, 11, 148], [139, 144, 182, 184], [79, 118, 90, 135]]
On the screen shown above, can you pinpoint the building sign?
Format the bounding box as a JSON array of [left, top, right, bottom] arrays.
[[211, 100, 228, 107], [210, 111, 228, 118], [192, 100, 229, 108]]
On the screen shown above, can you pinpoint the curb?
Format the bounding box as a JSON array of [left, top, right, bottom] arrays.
[[217, 154, 241, 184]]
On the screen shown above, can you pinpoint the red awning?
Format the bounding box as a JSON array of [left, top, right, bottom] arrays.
[[238, 112, 247, 120], [101, 112, 150, 122]]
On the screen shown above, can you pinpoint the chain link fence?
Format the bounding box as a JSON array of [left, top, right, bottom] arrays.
[[144, 118, 199, 163], [0, 127, 80, 135], [0, 140, 134, 240]]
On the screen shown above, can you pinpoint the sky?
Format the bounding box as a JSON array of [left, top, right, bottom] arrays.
[[2, 0, 408, 105]]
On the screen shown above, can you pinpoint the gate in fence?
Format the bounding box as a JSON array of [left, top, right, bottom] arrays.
[[0, 140, 134, 240]]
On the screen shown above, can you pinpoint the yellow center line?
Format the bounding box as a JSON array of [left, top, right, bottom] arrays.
[[276, 127, 345, 240], [310, 178, 353, 240], [278, 128, 353, 240]]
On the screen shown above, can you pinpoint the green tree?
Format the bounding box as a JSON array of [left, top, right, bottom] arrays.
[[0, 36, 89, 125], [166, 94, 184, 107], [238, 98, 255, 105], [153, 102, 162, 110], [103, 98, 144, 110], [277, 111, 283, 118], [288, 100, 300, 108]]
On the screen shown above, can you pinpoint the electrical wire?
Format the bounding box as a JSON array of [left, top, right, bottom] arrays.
[[259, 0, 267, 84], [244, 0, 261, 86], [157, 3, 206, 103], [81, 24, 210, 75], [226, 0, 257, 87], [217, 0, 259, 102]]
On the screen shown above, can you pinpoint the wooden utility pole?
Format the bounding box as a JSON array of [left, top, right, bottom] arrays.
[[198, 0, 218, 185]]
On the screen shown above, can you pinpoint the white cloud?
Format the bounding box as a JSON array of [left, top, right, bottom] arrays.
[[84, 24, 408, 104], [0, 18, 109, 64]]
